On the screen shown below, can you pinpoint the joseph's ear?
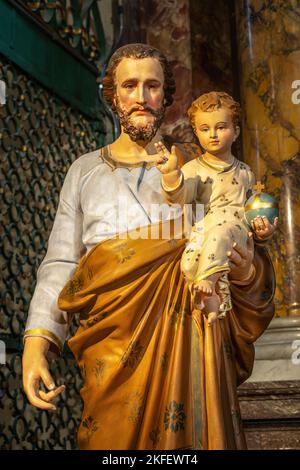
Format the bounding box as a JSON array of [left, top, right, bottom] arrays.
[[112, 90, 118, 106]]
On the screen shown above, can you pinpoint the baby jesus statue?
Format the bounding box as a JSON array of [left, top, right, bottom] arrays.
[[155, 91, 278, 325]]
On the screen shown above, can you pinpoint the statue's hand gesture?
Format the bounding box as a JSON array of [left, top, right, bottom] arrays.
[[23, 337, 65, 411], [228, 232, 255, 282], [154, 141, 179, 175]]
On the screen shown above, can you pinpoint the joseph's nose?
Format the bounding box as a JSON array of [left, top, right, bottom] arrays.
[[136, 84, 146, 104]]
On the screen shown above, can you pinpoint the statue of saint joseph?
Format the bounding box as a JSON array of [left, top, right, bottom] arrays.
[[23, 43, 275, 450]]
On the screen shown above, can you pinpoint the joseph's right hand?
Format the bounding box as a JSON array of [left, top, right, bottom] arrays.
[[22, 336, 65, 411]]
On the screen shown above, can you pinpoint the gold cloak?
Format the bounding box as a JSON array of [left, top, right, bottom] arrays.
[[58, 219, 275, 450]]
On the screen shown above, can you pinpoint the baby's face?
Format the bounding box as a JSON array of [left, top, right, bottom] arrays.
[[194, 108, 239, 156]]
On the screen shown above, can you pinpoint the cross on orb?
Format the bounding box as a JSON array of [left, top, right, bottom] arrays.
[[254, 181, 265, 194]]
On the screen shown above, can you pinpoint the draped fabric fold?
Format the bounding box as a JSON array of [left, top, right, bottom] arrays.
[[58, 219, 274, 450]]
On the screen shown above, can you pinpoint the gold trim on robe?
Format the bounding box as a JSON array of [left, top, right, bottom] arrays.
[[24, 328, 63, 351], [58, 218, 275, 450]]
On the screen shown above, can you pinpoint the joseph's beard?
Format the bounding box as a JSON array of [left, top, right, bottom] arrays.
[[115, 101, 165, 142]]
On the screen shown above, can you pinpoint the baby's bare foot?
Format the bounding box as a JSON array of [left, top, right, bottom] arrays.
[[194, 279, 214, 295], [202, 292, 220, 326], [207, 311, 218, 326]]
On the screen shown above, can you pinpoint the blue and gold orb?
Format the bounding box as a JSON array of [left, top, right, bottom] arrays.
[[244, 192, 279, 226]]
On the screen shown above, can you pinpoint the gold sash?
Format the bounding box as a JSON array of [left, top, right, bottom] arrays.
[[58, 219, 275, 450]]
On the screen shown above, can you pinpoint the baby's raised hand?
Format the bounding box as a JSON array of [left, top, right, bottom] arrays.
[[251, 215, 279, 240], [154, 141, 179, 174]]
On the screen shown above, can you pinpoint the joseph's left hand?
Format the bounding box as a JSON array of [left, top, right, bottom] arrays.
[[227, 232, 255, 282]]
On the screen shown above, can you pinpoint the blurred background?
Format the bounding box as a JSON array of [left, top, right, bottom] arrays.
[[0, 0, 299, 450]]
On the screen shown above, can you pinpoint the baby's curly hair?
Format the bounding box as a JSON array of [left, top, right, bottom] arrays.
[[102, 43, 176, 111], [188, 91, 241, 132]]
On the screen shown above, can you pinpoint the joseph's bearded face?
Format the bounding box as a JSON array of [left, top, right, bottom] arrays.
[[114, 57, 166, 142]]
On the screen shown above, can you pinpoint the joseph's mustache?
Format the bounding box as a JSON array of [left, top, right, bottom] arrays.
[[128, 106, 160, 116]]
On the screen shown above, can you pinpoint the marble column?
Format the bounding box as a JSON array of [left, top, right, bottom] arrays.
[[236, 0, 300, 318], [235, 1, 300, 381], [248, 317, 300, 381], [189, 0, 235, 98], [189, 0, 243, 160], [140, 0, 194, 141]]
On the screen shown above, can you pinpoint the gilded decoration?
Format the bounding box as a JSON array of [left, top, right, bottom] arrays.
[[160, 352, 169, 371], [22, 0, 107, 71], [81, 415, 99, 443], [92, 358, 106, 388], [113, 242, 136, 264], [149, 427, 161, 448], [120, 340, 144, 369], [123, 390, 145, 425], [65, 276, 84, 296], [163, 400, 186, 433]]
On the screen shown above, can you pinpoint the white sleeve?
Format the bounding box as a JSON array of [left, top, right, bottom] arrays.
[[24, 159, 85, 354], [247, 167, 256, 193], [161, 161, 204, 206]]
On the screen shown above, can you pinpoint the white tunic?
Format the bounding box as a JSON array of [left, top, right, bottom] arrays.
[[24, 146, 182, 351], [161, 155, 255, 286]]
